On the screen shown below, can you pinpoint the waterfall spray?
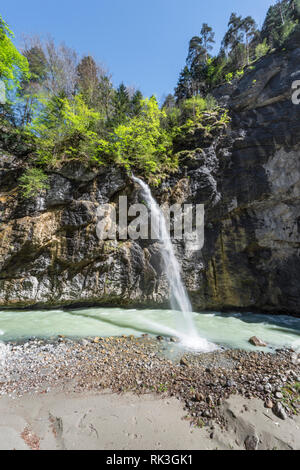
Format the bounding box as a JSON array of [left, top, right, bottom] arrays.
[[132, 176, 215, 351]]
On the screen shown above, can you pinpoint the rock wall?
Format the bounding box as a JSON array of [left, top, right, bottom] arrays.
[[195, 30, 300, 314], [0, 31, 299, 314]]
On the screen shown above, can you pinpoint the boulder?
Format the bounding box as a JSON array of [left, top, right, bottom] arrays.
[[249, 337, 267, 347]]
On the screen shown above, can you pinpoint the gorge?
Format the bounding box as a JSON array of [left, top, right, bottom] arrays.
[[0, 29, 299, 317], [1, 3, 300, 451]]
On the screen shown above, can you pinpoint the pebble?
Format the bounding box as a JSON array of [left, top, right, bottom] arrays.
[[170, 337, 178, 343], [244, 434, 259, 451], [194, 392, 205, 402], [180, 357, 189, 367], [265, 400, 273, 409], [273, 402, 288, 420], [227, 380, 236, 388]]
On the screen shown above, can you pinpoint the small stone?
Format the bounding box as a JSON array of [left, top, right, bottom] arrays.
[[273, 402, 287, 420], [180, 356, 189, 367], [194, 392, 205, 402], [265, 400, 273, 409], [249, 337, 267, 347], [244, 434, 259, 451], [170, 337, 178, 343], [156, 336, 164, 341], [275, 392, 283, 399], [206, 395, 214, 405], [227, 380, 236, 388]]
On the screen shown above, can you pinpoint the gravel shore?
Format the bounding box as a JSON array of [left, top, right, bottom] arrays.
[[0, 335, 299, 449]]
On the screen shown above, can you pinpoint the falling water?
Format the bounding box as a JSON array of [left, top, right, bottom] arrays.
[[132, 176, 215, 351]]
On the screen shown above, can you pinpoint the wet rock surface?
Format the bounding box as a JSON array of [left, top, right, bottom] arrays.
[[249, 337, 267, 347]]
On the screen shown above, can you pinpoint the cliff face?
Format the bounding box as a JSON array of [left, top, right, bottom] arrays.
[[191, 31, 300, 315], [0, 32, 299, 314]]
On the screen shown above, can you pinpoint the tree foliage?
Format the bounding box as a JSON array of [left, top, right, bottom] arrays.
[[0, 15, 29, 86], [98, 96, 173, 180], [19, 168, 49, 198], [31, 94, 104, 166], [261, 0, 298, 47], [175, 1, 299, 103], [1, 5, 298, 191]]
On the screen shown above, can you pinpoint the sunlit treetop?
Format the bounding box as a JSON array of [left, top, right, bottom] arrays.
[[0, 14, 29, 86]]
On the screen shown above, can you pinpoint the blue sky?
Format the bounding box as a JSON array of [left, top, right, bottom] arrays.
[[2, 0, 274, 100]]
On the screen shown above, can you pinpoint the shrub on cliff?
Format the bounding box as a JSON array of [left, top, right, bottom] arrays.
[[19, 167, 49, 198]]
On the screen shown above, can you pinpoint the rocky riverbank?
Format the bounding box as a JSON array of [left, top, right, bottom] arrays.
[[0, 336, 299, 433]]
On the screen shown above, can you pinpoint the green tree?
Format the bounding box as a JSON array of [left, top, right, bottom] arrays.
[[129, 89, 143, 117], [76, 55, 99, 107], [222, 13, 257, 66], [261, 1, 296, 47], [242, 16, 258, 64], [98, 96, 173, 179], [162, 94, 176, 110], [76, 56, 114, 126], [186, 23, 215, 95], [31, 94, 103, 167], [187, 23, 215, 67], [110, 83, 131, 126], [175, 66, 193, 103], [0, 15, 29, 88], [19, 46, 48, 125], [222, 13, 244, 54]]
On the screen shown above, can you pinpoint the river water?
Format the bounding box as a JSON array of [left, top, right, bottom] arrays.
[[0, 307, 299, 353]]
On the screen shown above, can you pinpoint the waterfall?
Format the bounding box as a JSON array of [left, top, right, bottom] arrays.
[[133, 176, 215, 351]]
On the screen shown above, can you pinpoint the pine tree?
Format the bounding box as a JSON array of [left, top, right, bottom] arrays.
[[76, 55, 99, 107], [130, 90, 143, 117], [161, 94, 176, 110], [19, 46, 47, 125], [111, 83, 131, 125], [187, 23, 215, 67], [222, 13, 257, 67], [261, 1, 296, 47], [174, 66, 193, 103]]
